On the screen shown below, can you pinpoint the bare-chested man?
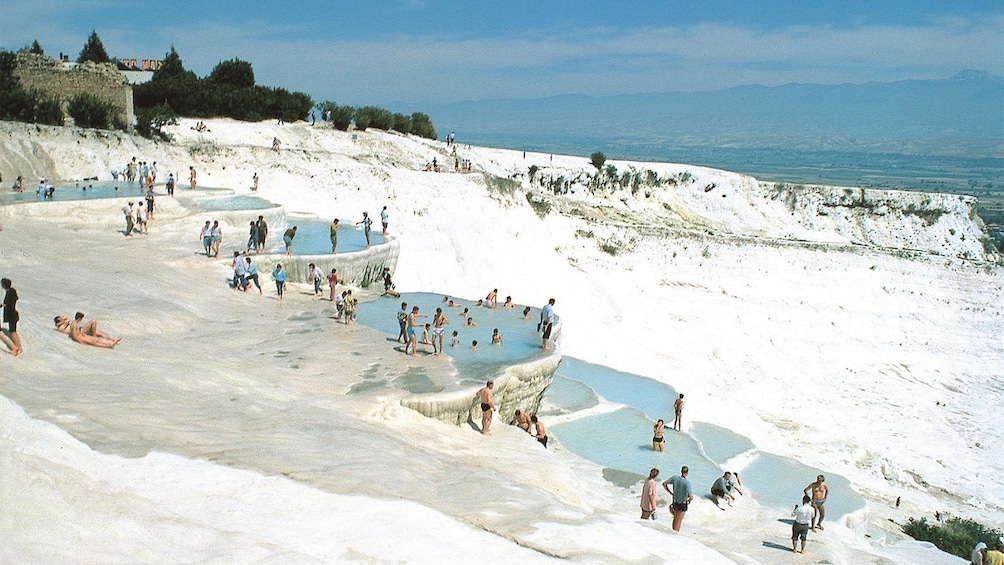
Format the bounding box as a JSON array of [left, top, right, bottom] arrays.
[[512, 409, 532, 433], [803, 475, 829, 531], [57, 312, 122, 348], [432, 307, 449, 356], [477, 381, 496, 435], [404, 306, 427, 357], [531, 415, 548, 447]]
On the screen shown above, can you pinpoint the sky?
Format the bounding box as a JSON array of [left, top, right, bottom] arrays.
[[1, 0, 1002, 105]]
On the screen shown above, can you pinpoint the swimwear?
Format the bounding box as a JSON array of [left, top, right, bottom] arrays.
[[407, 327, 416, 339], [813, 500, 825, 508], [481, 403, 491, 412], [538, 436, 548, 448], [432, 327, 445, 337], [671, 502, 689, 512], [542, 322, 552, 339], [652, 436, 665, 443]]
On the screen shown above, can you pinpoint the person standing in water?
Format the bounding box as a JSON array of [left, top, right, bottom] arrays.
[[329, 218, 339, 254], [404, 306, 427, 356], [357, 212, 372, 249], [283, 226, 297, 256], [432, 307, 449, 356], [477, 381, 496, 435], [673, 393, 685, 431], [652, 419, 666, 452]]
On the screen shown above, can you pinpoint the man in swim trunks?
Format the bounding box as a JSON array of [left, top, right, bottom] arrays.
[[531, 415, 547, 447], [803, 475, 828, 531], [432, 307, 449, 356], [512, 409, 531, 433], [404, 306, 427, 357], [283, 226, 297, 256], [663, 465, 693, 532], [477, 381, 496, 435]]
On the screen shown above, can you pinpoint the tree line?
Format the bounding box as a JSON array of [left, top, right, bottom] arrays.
[[2, 31, 438, 142]]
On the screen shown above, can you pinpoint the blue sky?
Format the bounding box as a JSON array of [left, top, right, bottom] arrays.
[[2, 0, 1001, 105]]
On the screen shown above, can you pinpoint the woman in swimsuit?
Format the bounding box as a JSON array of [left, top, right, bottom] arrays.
[[652, 419, 666, 452]]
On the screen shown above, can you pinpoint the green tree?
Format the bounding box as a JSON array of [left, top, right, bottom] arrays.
[[153, 46, 193, 82], [409, 112, 437, 140], [135, 103, 178, 140], [209, 58, 255, 88], [77, 30, 111, 64], [355, 106, 395, 130], [589, 151, 606, 171]]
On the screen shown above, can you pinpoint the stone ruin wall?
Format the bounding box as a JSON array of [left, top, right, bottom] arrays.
[[12, 53, 134, 129]]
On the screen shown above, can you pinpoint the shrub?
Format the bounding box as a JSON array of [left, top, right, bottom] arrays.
[[590, 151, 606, 171], [208, 58, 255, 88], [355, 106, 395, 131], [902, 516, 1002, 560], [392, 112, 412, 134], [409, 112, 437, 140], [318, 101, 354, 130], [529, 165, 539, 183], [67, 93, 116, 129], [135, 103, 178, 140], [526, 192, 552, 218]]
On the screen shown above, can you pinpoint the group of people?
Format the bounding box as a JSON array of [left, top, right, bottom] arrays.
[[1, 276, 127, 356], [122, 196, 153, 237], [650, 394, 686, 450], [111, 158, 158, 186]]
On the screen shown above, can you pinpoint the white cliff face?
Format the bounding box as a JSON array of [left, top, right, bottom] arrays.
[[0, 118, 1000, 565]]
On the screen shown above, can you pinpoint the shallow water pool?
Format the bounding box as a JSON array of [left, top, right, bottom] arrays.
[[268, 217, 387, 255], [193, 195, 279, 211], [545, 358, 866, 519], [354, 292, 546, 376], [0, 181, 216, 204]]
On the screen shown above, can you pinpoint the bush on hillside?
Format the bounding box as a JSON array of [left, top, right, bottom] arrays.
[[409, 112, 437, 140], [318, 101, 355, 131], [355, 106, 395, 131], [208, 58, 255, 88], [67, 93, 118, 129], [135, 103, 178, 141], [590, 151, 606, 171], [902, 516, 1002, 560]]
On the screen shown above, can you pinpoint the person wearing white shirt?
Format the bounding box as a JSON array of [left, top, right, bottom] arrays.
[[791, 495, 817, 554]]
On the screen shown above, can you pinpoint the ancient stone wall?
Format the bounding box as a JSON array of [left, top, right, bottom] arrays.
[[12, 54, 134, 129]]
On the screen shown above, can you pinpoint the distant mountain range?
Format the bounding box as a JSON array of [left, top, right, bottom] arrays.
[[392, 71, 1003, 158]]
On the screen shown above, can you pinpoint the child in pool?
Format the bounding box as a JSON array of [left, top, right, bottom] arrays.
[[491, 328, 504, 345], [451, 331, 459, 347]]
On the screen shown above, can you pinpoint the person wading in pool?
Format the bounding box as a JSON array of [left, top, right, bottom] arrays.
[[404, 306, 427, 357]]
